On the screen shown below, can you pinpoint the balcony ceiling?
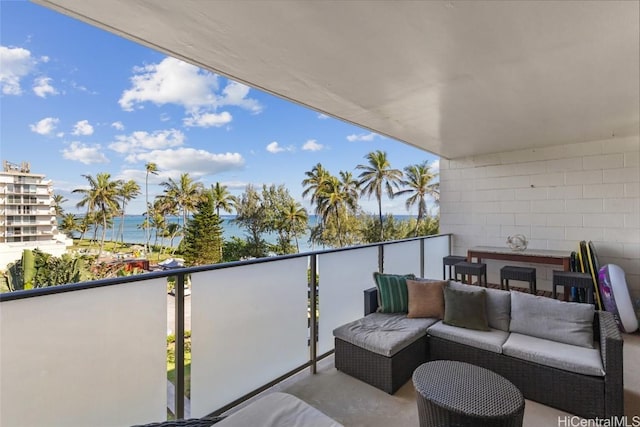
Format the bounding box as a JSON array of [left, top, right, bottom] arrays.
[[34, 0, 639, 159]]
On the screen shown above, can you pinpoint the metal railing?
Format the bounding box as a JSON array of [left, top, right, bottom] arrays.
[[0, 233, 451, 426]]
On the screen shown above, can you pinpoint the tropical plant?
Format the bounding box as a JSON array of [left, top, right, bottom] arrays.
[[316, 175, 358, 247], [278, 200, 308, 253], [356, 150, 403, 241], [117, 179, 141, 243], [59, 213, 78, 238], [145, 162, 159, 253], [73, 173, 122, 257], [52, 193, 67, 218], [210, 182, 234, 217], [395, 161, 439, 236], [302, 163, 330, 216], [160, 173, 204, 234]]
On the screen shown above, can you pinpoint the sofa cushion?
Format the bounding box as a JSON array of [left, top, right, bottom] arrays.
[[216, 392, 343, 427], [333, 313, 437, 357], [448, 281, 511, 331], [510, 291, 594, 348], [406, 279, 446, 319], [427, 321, 509, 353], [503, 333, 604, 377], [443, 285, 490, 331], [373, 272, 416, 313]]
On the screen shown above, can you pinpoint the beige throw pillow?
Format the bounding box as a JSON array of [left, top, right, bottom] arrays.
[[406, 279, 446, 319]]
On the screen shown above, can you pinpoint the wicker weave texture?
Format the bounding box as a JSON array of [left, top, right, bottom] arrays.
[[414, 361, 524, 427], [131, 415, 223, 427], [335, 336, 427, 394]]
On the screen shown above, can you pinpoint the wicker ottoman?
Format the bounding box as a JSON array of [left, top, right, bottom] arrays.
[[412, 360, 524, 427]]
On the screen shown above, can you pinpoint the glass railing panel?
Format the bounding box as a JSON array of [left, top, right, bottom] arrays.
[[424, 235, 451, 280], [384, 239, 422, 276], [0, 279, 168, 427], [190, 257, 309, 417], [317, 246, 379, 354]]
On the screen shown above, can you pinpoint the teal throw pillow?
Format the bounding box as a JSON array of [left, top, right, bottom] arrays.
[[443, 285, 490, 331], [373, 272, 416, 313]]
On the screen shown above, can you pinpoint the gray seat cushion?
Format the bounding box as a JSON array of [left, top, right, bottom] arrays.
[[217, 392, 343, 427], [448, 281, 511, 331], [427, 321, 510, 353], [502, 333, 604, 377], [333, 313, 437, 357]]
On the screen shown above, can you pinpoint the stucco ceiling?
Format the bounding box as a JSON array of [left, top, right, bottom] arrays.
[[34, 0, 640, 159]]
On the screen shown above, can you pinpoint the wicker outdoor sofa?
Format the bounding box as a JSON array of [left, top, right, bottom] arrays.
[[333, 280, 624, 420]]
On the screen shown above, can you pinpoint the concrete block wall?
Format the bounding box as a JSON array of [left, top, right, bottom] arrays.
[[439, 135, 640, 306]]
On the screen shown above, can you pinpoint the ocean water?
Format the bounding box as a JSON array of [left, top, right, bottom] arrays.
[[79, 214, 416, 253], [81, 215, 321, 253]]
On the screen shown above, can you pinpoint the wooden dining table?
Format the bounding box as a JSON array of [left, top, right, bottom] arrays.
[[467, 246, 572, 298]]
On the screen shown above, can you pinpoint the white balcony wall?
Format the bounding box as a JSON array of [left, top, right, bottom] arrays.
[[317, 247, 379, 354], [384, 240, 421, 276], [190, 258, 309, 417], [0, 279, 168, 427], [423, 235, 452, 280], [440, 135, 640, 304]]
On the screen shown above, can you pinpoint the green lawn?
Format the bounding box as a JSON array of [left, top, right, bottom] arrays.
[[167, 334, 192, 398]]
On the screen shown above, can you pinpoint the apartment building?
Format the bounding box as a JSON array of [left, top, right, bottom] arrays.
[[0, 160, 70, 267]]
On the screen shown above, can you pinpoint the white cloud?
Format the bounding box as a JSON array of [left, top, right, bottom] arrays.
[[56, 132, 65, 138], [119, 57, 263, 124], [29, 117, 59, 135], [266, 141, 284, 153], [127, 148, 244, 179], [33, 76, 58, 98], [40, 56, 50, 63], [346, 132, 378, 142], [71, 120, 94, 136], [184, 111, 232, 128], [302, 139, 324, 151], [109, 129, 186, 154], [111, 121, 125, 131], [0, 46, 35, 95], [430, 159, 440, 172], [266, 141, 295, 153], [62, 141, 109, 164], [317, 113, 329, 120]]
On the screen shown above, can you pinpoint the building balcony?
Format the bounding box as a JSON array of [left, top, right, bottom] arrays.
[[1, 234, 638, 427]]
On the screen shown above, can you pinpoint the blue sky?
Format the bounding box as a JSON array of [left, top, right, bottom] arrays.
[[1, 1, 438, 216]]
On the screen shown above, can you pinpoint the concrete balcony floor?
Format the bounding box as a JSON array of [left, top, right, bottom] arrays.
[[226, 332, 640, 426]]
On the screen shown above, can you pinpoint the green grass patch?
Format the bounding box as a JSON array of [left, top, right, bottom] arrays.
[[167, 332, 192, 399]]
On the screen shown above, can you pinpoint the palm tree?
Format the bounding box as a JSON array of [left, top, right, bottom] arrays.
[[210, 182, 234, 217], [160, 173, 204, 234], [279, 201, 308, 253], [52, 193, 67, 218], [59, 213, 78, 238], [117, 180, 141, 244], [302, 163, 331, 212], [356, 150, 403, 241], [145, 162, 159, 253], [73, 173, 122, 257], [316, 175, 358, 247], [395, 161, 439, 236]]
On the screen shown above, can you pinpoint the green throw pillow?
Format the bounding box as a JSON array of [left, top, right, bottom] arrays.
[[373, 272, 416, 313], [443, 285, 490, 331]]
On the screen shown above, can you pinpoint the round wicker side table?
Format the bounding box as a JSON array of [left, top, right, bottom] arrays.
[[412, 360, 524, 427]]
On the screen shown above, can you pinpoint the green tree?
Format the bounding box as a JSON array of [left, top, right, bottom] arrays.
[[233, 184, 269, 257], [73, 173, 122, 257], [316, 175, 358, 247], [160, 173, 204, 235], [59, 213, 78, 238], [395, 161, 439, 236], [181, 192, 224, 266], [145, 162, 159, 253], [302, 163, 331, 209], [52, 193, 67, 218], [117, 180, 141, 244], [356, 150, 403, 242], [210, 182, 234, 216], [278, 201, 308, 253]]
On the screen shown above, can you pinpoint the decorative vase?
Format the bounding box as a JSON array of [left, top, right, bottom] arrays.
[[506, 234, 528, 251]]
